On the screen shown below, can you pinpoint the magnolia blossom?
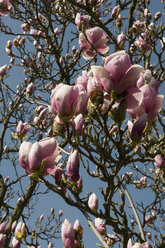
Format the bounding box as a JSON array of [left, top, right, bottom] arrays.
[[15, 221, 26, 239], [0, 0, 12, 16], [54, 166, 64, 184], [154, 154, 165, 168], [127, 239, 150, 248], [0, 64, 7, 76], [75, 13, 90, 29], [75, 70, 88, 91], [51, 84, 79, 121], [88, 193, 98, 211], [61, 219, 77, 248], [88, 66, 111, 94], [0, 234, 6, 247], [72, 114, 84, 135], [12, 237, 20, 248], [94, 218, 106, 235], [66, 150, 80, 182], [74, 84, 88, 115], [79, 27, 109, 60], [19, 137, 58, 175], [26, 82, 34, 95], [73, 219, 83, 239], [16, 121, 31, 137], [0, 222, 7, 233], [126, 83, 164, 122], [117, 33, 127, 47], [136, 70, 152, 88], [104, 51, 143, 94]]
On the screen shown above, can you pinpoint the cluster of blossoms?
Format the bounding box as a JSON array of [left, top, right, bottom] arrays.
[[145, 212, 156, 226], [133, 177, 149, 189], [13, 5, 164, 246], [49, 49, 163, 144], [0, 221, 26, 248], [61, 219, 83, 248]]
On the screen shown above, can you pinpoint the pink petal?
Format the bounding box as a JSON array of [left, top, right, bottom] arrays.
[[117, 65, 144, 94]]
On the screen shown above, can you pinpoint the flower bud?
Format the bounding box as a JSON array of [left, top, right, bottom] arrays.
[[61, 219, 76, 248], [15, 221, 26, 239], [0, 65, 7, 77], [111, 5, 120, 19], [16, 121, 31, 137], [94, 218, 106, 235], [154, 11, 162, 20], [3, 145, 8, 153], [66, 150, 80, 182], [58, 210, 63, 216], [154, 154, 165, 168], [72, 114, 84, 135], [51, 208, 55, 215], [54, 166, 64, 184], [88, 193, 98, 211], [0, 222, 7, 233], [12, 221, 17, 232], [26, 82, 34, 95], [117, 33, 126, 48], [73, 219, 83, 240], [40, 214, 44, 222], [0, 234, 6, 248], [12, 237, 20, 248]]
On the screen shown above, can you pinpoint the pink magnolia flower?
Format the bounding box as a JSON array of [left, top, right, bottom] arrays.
[[75, 13, 90, 29], [73, 219, 83, 238], [74, 84, 88, 115], [0, 222, 7, 233], [88, 193, 98, 211], [79, 27, 109, 60], [0, 233, 6, 247], [16, 121, 31, 137], [136, 70, 152, 88], [105, 234, 119, 245], [66, 150, 80, 182], [75, 70, 88, 91], [130, 114, 147, 141], [51, 84, 79, 121], [19, 137, 58, 175], [154, 154, 165, 168], [127, 239, 151, 248], [26, 82, 34, 95], [0, 0, 12, 16], [0, 64, 7, 77], [104, 51, 143, 94], [61, 219, 77, 248], [142, 242, 151, 248], [86, 76, 103, 96], [126, 83, 164, 122], [111, 5, 120, 18], [72, 114, 84, 135], [94, 218, 106, 235], [15, 221, 26, 239], [3, 145, 8, 153], [117, 33, 127, 47], [54, 166, 64, 184], [12, 237, 20, 248]]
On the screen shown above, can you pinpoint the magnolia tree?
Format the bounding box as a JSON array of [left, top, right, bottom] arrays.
[[0, 0, 165, 247]]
